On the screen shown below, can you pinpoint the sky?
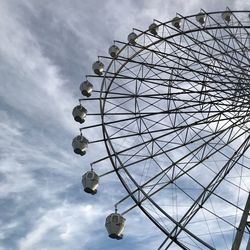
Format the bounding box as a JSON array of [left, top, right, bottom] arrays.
[[0, 1, 250, 250]]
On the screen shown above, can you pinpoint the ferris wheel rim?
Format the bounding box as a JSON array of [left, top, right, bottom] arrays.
[[78, 9, 250, 249]]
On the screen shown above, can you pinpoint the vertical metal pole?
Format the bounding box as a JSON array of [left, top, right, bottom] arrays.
[[232, 193, 250, 250], [247, 235, 250, 250]]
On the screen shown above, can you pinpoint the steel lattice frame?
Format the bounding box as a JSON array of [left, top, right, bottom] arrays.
[[79, 10, 250, 249]]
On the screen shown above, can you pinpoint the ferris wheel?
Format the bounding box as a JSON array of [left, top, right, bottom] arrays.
[[72, 9, 250, 249]]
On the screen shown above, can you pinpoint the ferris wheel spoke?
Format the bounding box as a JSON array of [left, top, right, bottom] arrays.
[[102, 68, 248, 106], [106, 114, 232, 161], [110, 56, 247, 82], [170, 46, 242, 87], [206, 12, 250, 59], [105, 139, 217, 250], [118, 142, 236, 206], [90, 73, 248, 91], [143, 127, 249, 211], [104, 50, 246, 86], [131, 41, 247, 82], [165, 31, 243, 75], [160, 134, 250, 249], [165, 40, 248, 98], [122, 118, 250, 210], [103, 107, 247, 161], [90, 96, 248, 156], [169, 30, 249, 91], [136, 21, 240, 73], [121, 159, 246, 238], [82, 104, 245, 144], [105, 88, 238, 118], [178, 15, 250, 69]]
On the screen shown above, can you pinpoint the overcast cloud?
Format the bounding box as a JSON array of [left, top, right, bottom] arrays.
[[0, 1, 250, 250]]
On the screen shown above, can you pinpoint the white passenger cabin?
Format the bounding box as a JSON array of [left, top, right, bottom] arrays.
[[109, 45, 120, 58], [128, 32, 138, 45], [222, 11, 232, 23], [92, 61, 104, 76], [80, 80, 93, 97], [172, 16, 182, 29], [105, 213, 126, 240], [82, 171, 99, 195], [72, 135, 89, 156], [72, 105, 87, 124], [149, 23, 158, 35], [196, 12, 206, 25]]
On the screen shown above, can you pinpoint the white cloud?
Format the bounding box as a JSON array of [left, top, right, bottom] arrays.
[[0, 1, 249, 250], [18, 203, 105, 250], [0, 1, 78, 134]]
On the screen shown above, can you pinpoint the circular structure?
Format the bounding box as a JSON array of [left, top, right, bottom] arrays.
[[74, 10, 250, 249]]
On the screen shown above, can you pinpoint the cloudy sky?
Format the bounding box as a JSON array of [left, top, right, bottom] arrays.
[[1, 1, 250, 250]]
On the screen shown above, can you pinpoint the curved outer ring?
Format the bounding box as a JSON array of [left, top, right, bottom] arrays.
[[98, 10, 250, 248]]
